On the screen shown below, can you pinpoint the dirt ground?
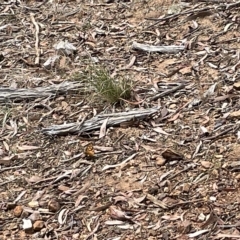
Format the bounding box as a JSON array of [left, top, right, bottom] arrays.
[[1, 0, 240, 239]]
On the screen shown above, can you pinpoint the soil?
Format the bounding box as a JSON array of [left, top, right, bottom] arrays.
[[1, 0, 240, 239]]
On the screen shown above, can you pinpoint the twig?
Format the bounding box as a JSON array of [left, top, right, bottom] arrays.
[[148, 83, 185, 102], [226, 1, 240, 9], [145, 5, 224, 29], [0, 160, 30, 173], [202, 125, 239, 141], [146, 193, 168, 209], [132, 41, 185, 53], [36, 0, 48, 7], [0, 178, 17, 186], [60, 153, 83, 163], [168, 165, 194, 180], [102, 153, 138, 171], [30, 13, 40, 65], [168, 199, 203, 209], [85, 221, 100, 240], [197, 0, 231, 2]]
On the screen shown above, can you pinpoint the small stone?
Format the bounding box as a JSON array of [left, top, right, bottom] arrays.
[[48, 199, 60, 212], [13, 205, 23, 217], [33, 220, 44, 231], [169, 103, 177, 109], [198, 213, 206, 221], [163, 187, 169, 193], [22, 218, 32, 230], [28, 201, 39, 208], [156, 156, 166, 166], [233, 81, 240, 90], [209, 196, 216, 201], [200, 160, 213, 169], [29, 211, 41, 222], [73, 233, 80, 239], [182, 183, 191, 192]]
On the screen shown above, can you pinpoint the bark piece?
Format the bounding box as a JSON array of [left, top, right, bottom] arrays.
[[42, 108, 158, 136], [132, 41, 185, 53], [0, 81, 84, 103]]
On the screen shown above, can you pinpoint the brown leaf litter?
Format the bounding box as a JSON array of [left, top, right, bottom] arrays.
[[2, 0, 240, 239]]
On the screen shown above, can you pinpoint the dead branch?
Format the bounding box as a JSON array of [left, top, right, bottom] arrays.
[[42, 108, 158, 135], [132, 41, 185, 53], [0, 81, 84, 103]]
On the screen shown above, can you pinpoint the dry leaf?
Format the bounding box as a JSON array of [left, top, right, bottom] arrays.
[[94, 146, 113, 152], [28, 176, 42, 183], [153, 127, 169, 135], [75, 195, 88, 207], [58, 208, 69, 225], [99, 118, 108, 138], [146, 193, 168, 209], [178, 220, 192, 234], [17, 145, 40, 151], [105, 220, 125, 225], [168, 112, 180, 122], [58, 185, 70, 192], [179, 66, 192, 75], [0, 156, 12, 165], [108, 206, 132, 220], [228, 111, 240, 119], [162, 149, 184, 161]]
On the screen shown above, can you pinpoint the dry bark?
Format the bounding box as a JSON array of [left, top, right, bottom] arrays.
[[0, 81, 84, 102], [42, 108, 158, 135]]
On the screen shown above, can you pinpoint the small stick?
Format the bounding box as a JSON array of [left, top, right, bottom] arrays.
[[202, 126, 236, 141], [102, 153, 138, 171], [0, 159, 30, 173], [30, 13, 40, 65], [148, 83, 185, 101]]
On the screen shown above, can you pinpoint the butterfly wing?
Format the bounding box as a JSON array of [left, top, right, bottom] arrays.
[[85, 143, 95, 157]]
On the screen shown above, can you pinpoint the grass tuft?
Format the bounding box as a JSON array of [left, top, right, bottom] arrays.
[[72, 64, 132, 104], [89, 66, 131, 104]]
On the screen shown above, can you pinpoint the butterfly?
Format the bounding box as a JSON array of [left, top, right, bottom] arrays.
[[84, 143, 95, 158]]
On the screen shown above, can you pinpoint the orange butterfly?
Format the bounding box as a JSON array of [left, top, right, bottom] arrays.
[[84, 143, 95, 158]]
